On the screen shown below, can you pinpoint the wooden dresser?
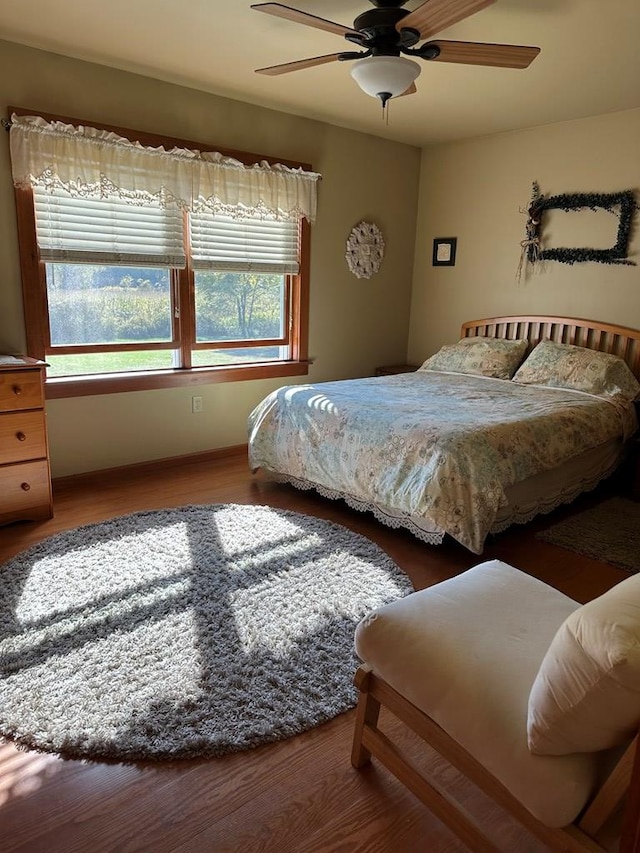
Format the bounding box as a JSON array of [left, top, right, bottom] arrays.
[[0, 357, 53, 525]]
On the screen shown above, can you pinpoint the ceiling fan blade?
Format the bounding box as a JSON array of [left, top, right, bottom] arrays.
[[397, 82, 418, 97], [255, 53, 344, 75], [427, 40, 540, 68], [251, 3, 357, 38], [399, 0, 497, 40]]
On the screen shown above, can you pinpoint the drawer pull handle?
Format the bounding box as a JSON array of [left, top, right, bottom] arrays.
[[21, 482, 31, 492], [12, 385, 23, 396], [16, 431, 26, 441]]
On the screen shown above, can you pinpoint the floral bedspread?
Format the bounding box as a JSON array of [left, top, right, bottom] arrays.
[[247, 371, 637, 553]]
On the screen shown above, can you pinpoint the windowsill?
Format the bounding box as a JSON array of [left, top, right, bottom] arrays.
[[44, 360, 310, 399]]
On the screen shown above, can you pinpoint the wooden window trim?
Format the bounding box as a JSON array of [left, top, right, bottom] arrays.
[[44, 361, 311, 399], [11, 107, 311, 399]]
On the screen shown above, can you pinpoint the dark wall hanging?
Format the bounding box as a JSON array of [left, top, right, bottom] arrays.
[[433, 237, 457, 267], [517, 182, 638, 280]]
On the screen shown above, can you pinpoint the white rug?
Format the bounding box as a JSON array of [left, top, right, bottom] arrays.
[[0, 504, 412, 761]]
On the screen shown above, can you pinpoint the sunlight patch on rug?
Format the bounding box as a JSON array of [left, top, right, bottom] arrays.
[[0, 504, 412, 761]]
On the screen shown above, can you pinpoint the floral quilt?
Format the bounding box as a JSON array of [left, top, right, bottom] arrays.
[[248, 371, 637, 553]]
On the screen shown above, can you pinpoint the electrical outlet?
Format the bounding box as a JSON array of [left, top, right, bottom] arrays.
[[191, 395, 203, 414]]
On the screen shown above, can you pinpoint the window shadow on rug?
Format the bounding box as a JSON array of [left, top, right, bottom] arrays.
[[0, 504, 413, 761]]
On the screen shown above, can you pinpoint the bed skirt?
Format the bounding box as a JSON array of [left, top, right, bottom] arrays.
[[255, 438, 626, 551]]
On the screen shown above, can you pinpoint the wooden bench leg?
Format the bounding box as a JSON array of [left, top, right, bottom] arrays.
[[351, 664, 380, 769]]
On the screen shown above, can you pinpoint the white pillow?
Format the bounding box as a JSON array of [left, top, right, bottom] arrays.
[[527, 572, 640, 755]]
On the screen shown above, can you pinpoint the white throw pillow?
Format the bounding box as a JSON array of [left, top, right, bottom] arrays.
[[527, 572, 640, 755]]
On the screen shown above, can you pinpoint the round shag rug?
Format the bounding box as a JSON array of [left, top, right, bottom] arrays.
[[0, 504, 412, 761]]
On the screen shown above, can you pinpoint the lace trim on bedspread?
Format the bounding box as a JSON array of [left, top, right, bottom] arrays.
[[265, 471, 446, 546], [489, 455, 621, 534], [260, 452, 620, 549]]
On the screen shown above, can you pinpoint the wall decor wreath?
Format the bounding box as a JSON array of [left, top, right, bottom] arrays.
[[345, 221, 385, 279], [517, 182, 638, 281]]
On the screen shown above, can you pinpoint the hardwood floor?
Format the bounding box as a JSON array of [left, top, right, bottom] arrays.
[[0, 451, 630, 852]]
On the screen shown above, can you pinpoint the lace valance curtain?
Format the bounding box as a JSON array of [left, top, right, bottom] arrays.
[[9, 114, 321, 223]]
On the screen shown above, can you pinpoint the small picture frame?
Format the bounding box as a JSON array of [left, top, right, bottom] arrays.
[[432, 237, 457, 267]]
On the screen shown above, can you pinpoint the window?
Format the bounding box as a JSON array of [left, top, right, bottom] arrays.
[[11, 111, 317, 398], [190, 211, 299, 368]]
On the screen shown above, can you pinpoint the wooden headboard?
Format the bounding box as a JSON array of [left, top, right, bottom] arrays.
[[461, 315, 640, 379]]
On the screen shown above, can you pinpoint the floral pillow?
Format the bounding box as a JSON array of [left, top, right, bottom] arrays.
[[419, 337, 528, 380], [512, 340, 640, 401]]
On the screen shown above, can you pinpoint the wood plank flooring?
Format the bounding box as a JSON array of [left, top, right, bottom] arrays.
[[0, 451, 630, 852]]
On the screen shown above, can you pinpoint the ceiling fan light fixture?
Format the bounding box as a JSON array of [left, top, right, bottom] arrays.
[[350, 55, 421, 103]]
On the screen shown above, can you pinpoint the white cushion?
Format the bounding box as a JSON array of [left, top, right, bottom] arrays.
[[528, 572, 640, 755], [354, 560, 610, 828]]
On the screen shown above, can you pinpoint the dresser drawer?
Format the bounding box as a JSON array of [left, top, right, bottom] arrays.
[[0, 410, 47, 464], [0, 460, 51, 520], [0, 369, 44, 412]]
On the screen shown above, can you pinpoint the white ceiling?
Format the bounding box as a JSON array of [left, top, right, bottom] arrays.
[[1, 0, 639, 148]]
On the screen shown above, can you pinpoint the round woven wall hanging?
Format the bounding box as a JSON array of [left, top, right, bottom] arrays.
[[345, 221, 385, 279]]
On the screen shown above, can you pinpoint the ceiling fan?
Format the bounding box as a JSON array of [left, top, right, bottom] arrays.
[[251, 0, 540, 106]]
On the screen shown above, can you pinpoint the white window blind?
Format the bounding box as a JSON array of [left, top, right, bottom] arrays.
[[190, 213, 300, 274], [33, 187, 186, 268]]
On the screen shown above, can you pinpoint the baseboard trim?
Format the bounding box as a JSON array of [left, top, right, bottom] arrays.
[[52, 444, 248, 488]]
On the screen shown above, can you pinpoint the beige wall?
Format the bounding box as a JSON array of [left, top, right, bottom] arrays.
[[0, 40, 421, 476], [408, 108, 640, 363]]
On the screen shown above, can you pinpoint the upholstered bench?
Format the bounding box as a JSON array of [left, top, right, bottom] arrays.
[[351, 559, 640, 852]]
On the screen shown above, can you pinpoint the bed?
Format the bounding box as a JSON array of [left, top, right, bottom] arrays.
[[248, 316, 640, 553]]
